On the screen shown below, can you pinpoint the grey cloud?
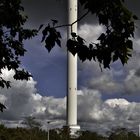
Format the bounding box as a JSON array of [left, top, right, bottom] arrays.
[[123, 69, 140, 94], [135, 68, 140, 77], [0, 69, 66, 121], [42, 96, 66, 120], [78, 89, 103, 122], [78, 23, 140, 95], [0, 69, 44, 120], [78, 24, 104, 43], [87, 74, 123, 94], [78, 89, 140, 133]]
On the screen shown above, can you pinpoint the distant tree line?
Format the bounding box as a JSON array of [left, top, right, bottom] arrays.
[[0, 124, 139, 140]]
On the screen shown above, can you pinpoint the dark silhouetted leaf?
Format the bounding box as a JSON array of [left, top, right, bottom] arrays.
[[113, 53, 119, 62], [51, 19, 58, 26], [77, 36, 84, 44], [67, 39, 77, 56], [13, 70, 32, 80], [41, 26, 50, 42], [126, 40, 133, 49], [133, 15, 138, 20], [97, 33, 105, 40], [45, 36, 55, 52], [57, 32, 62, 38], [71, 32, 77, 37], [56, 39, 61, 47], [89, 44, 93, 49], [0, 103, 6, 112], [38, 24, 44, 31]]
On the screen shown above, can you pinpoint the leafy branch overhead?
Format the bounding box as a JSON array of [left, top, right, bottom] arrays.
[[0, 0, 37, 86], [41, 0, 138, 69], [0, 0, 37, 111], [0, 0, 138, 112], [41, 23, 61, 52]]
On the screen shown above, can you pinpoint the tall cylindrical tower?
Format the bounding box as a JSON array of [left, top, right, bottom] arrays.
[[67, 0, 80, 130]]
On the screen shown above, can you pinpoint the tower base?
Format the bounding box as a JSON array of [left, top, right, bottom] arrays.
[[68, 125, 80, 130], [64, 125, 80, 136]]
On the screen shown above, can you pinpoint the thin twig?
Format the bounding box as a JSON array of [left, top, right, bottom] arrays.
[[54, 10, 90, 29], [54, 24, 71, 29], [71, 10, 89, 26]]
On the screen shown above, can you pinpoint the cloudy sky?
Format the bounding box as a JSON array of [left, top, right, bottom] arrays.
[[1, 0, 140, 134]]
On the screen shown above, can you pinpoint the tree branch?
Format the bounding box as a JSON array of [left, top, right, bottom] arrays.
[[54, 24, 71, 29], [71, 10, 89, 26], [54, 10, 89, 29]]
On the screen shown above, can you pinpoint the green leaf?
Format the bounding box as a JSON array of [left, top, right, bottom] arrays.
[[126, 40, 133, 49]]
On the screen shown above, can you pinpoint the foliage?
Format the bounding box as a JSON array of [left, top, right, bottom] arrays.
[[108, 128, 140, 140], [22, 116, 42, 129], [0, 103, 6, 112], [0, 0, 138, 112], [0, 124, 47, 140], [41, 22, 61, 52], [0, 0, 37, 86], [77, 130, 107, 140], [0, 125, 139, 140], [41, 0, 138, 69], [0, 0, 37, 111]]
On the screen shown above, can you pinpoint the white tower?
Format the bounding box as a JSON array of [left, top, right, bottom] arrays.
[[67, 0, 80, 131], [138, 124, 140, 137]]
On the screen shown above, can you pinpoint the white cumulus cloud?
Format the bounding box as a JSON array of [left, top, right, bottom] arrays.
[[0, 69, 140, 134]]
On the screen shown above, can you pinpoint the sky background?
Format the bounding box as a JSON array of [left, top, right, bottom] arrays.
[[0, 0, 140, 135]]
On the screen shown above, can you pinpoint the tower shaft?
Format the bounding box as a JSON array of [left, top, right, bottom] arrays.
[[67, 0, 80, 130]]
